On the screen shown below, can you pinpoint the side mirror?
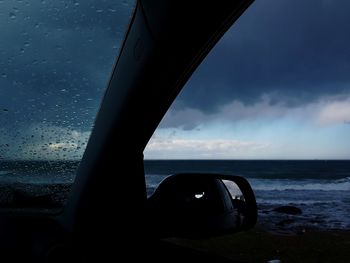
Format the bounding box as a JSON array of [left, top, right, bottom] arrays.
[[147, 173, 257, 238]]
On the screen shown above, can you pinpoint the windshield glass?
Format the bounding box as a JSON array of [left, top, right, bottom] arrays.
[[0, 0, 135, 209]]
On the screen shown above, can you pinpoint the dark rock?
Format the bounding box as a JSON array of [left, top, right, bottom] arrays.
[[272, 205, 302, 215]]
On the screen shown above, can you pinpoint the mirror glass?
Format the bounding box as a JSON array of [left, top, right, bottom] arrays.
[[222, 180, 244, 200]]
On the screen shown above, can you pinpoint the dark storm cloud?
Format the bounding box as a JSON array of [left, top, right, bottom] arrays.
[[175, 0, 350, 113]]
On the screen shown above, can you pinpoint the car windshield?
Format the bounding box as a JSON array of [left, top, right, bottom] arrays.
[[0, 0, 135, 209]]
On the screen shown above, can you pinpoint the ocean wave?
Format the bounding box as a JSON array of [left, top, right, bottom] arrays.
[[256, 199, 341, 205], [249, 177, 350, 191], [145, 174, 350, 191]]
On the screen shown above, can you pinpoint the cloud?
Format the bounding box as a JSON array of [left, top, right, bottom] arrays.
[[0, 124, 90, 160], [175, 0, 350, 112], [160, 93, 350, 130], [144, 137, 270, 159], [317, 98, 350, 125], [159, 108, 206, 130]]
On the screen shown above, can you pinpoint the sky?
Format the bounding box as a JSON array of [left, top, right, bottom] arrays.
[[0, 0, 349, 160], [144, 0, 350, 159]]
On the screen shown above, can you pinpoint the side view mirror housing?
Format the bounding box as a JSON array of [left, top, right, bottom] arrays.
[[147, 173, 257, 238]]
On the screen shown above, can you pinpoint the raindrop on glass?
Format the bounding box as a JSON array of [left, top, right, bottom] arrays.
[[9, 12, 16, 19]]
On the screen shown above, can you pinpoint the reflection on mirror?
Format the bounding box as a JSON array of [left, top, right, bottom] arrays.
[[222, 180, 244, 199], [147, 173, 257, 238]]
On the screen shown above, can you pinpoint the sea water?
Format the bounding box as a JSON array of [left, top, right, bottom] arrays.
[[145, 160, 350, 232]]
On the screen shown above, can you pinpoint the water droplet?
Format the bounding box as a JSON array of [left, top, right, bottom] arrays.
[[96, 9, 103, 13], [74, 2, 79, 6], [9, 12, 16, 19]]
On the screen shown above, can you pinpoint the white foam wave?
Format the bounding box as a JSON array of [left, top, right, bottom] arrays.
[[256, 199, 341, 205], [250, 177, 350, 191]]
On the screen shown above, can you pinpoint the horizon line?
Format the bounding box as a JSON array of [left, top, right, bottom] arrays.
[[1, 158, 349, 162], [144, 158, 350, 161]]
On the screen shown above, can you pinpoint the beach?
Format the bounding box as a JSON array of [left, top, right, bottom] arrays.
[[168, 226, 350, 262]]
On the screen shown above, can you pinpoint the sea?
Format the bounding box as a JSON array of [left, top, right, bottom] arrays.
[[145, 160, 350, 233], [0, 160, 349, 232]]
